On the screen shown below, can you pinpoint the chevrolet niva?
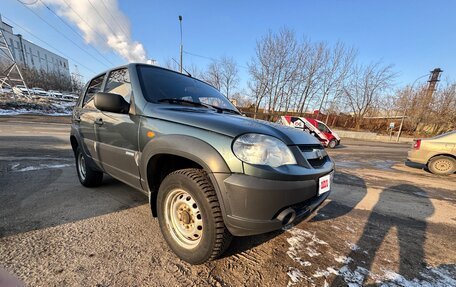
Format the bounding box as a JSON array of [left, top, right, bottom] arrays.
[[70, 64, 335, 264]]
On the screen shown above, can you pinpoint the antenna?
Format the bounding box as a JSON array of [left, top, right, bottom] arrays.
[[172, 58, 191, 77]]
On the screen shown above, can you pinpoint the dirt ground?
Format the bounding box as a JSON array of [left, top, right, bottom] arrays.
[[0, 116, 455, 286]]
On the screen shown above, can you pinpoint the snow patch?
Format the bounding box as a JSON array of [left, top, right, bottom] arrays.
[[0, 108, 71, 116], [287, 268, 309, 286], [13, 164, 71, 172], [306, 247, 321, 257], [334, 255, 353, 264], [337, 265, 456, 286], [345, 241, 361, 251], [313, 267, 339, 278]]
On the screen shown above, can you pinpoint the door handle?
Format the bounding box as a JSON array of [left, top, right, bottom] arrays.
[[94, 118, 103, 126]]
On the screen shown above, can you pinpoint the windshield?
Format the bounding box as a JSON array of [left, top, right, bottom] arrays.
[[137, 65, 238, 111]]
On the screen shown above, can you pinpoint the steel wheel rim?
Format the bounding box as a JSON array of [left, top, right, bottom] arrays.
[[164, 188, 203, 249], [78, 153, 86, 180], [434, 159, 451, 172]]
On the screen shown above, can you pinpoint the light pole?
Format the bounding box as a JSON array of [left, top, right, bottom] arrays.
[[179, 15, 183, 73], [396, 73, 429, 142]]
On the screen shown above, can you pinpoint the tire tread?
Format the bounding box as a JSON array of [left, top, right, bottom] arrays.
[[168, 168, 232, 261]]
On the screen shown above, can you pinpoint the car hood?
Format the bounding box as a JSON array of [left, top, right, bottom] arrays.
[[143, 104, 321, 145]]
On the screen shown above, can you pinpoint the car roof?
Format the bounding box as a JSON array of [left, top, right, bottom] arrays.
[[87, 63, 216, 89]]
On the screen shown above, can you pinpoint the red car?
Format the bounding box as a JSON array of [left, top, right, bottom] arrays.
[[278, 116, 341, 148]]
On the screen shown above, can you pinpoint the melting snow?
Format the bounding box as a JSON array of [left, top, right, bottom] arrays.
[[13, 164, 71, 172], [337, 265, 456, 287], [287, 268, 309, 286], [334, 255, 353, 264], [346, 241, 361, 251]]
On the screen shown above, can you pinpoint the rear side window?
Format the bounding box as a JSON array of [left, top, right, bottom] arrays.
[[104, 68, 131, 103], [83, 74, 105, 107]]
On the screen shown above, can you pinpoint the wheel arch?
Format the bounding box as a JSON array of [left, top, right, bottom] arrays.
[[141, 135, 231, 217], [426, 153, 456, 165]]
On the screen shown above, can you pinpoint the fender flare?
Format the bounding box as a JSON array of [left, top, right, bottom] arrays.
[[140, 134, 232, 219], [140, 135, 231, 179]]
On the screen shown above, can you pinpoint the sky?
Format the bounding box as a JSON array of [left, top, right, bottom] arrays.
[[1, 0, 455, 90]]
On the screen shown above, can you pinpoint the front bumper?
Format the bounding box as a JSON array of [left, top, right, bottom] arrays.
[[213, 172, 332, 236]]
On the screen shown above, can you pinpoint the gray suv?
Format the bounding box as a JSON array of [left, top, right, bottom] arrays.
[[70, 64, 334, 264]]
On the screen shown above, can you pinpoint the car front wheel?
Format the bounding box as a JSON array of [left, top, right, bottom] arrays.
[[427, 155, 456, 175], [157, 168, 232, 264]]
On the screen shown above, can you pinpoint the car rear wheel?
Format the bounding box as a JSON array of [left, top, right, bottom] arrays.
[[75, 147, 103, 187], [157, 168, 232, 264], [328, 139, 337, 149], [427, 155, 456, 175]]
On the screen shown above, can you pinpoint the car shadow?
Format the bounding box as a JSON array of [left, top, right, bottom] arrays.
[[0, 166, 148, 238], [311, 171, 367, 222], [405, 160, 428, 171], [332, 144, 348, 149]]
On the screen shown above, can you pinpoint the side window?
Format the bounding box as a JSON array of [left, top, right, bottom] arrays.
[[317, 123, 329, 133], [104, 68, 131, 103], [83, 74, 105, 107]]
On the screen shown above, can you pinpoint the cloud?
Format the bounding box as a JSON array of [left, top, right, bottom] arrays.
[[40, 0, 148, 63]]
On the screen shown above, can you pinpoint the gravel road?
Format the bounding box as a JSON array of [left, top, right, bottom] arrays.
[[0, 117, 455, 286]]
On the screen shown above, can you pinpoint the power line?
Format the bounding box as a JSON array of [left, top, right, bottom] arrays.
[[39, 0, 114, 66], [2, 15, 96, 74], [62, 0, 109, 44], [17, 0, 110, 68], [99, 0, 129, 37], [86, 0, 119, 38], [16, 0, 38, 4], [184, 50, 249, 70]]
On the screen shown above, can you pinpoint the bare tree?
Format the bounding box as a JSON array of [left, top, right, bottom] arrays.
[[317, 42, 357, 119], [248, 28, 301, 119], [343, 62, 396, 129], [202, 61, 223, 91], [394, 80, 456, 135], [294, 41, 326, 114], [219, 56, 239, 99]]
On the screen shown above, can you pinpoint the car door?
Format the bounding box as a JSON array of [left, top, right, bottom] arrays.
[[75, 73, 106, 166], [94, 68, 142, 189]]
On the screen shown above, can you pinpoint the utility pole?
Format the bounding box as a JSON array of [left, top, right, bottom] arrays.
[[179, 15, 183, 73]]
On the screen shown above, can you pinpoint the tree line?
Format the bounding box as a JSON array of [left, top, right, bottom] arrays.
[[177, 28, 454, 135], [0, 61, 84, 93]]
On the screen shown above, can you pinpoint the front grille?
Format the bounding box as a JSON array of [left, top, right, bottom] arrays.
[[298, 144, 329, 168], [307, 157, 328, 168], [298, 144, 324, 152]]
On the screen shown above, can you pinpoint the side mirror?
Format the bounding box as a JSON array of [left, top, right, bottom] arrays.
[[94, 92, 130, 114]]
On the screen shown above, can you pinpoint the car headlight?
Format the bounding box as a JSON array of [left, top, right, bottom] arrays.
[[232, 133, 297, 167]]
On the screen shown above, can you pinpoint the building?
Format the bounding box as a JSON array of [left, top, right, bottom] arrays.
[[0, 18, 70, 78]]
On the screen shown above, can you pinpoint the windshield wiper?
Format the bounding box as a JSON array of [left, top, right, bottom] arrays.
[[158, 98, 241, 115], [213, 107, 242, 115], [157, 98, 215, 110]]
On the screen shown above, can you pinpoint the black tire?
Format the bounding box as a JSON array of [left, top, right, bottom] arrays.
[[157, 168, 232, 264], [427, 155, 456, 175], [75, 146, 103, 187], [328, 139, 337, 149]]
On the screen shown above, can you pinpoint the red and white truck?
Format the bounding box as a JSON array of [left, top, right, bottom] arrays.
[[278, 116, 341, 148]]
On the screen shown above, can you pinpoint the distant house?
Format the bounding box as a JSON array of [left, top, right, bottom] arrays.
[[0, 19, 70, 78]]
